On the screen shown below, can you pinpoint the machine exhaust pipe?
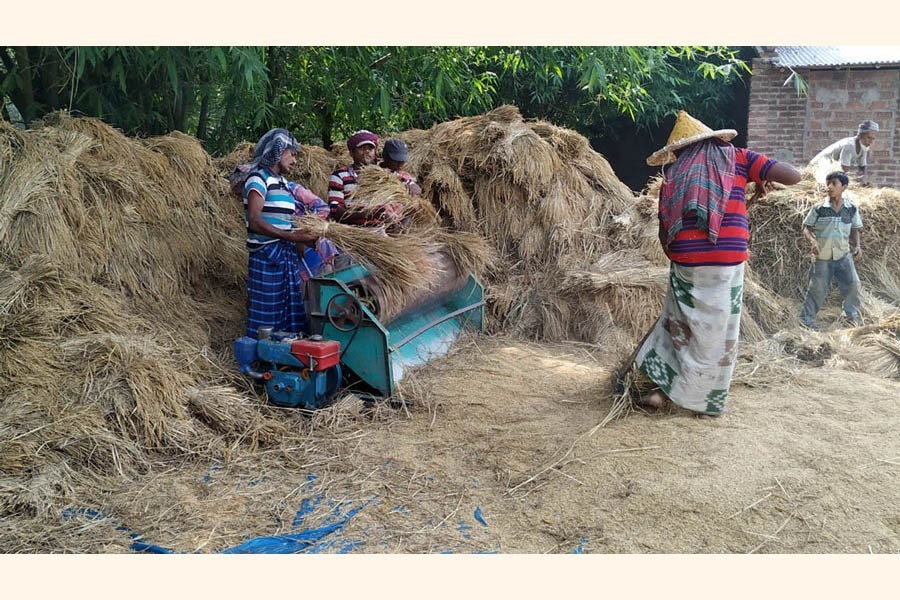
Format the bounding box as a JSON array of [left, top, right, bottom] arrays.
[[239, 365, 267, 380]]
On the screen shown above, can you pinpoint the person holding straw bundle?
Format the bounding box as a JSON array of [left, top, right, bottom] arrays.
[[328, 130, 405, 227], [242, 128, 319, 338], [379, 138, 423, 197], [631, 111, 800, 416], [809, 120, 879, 187]]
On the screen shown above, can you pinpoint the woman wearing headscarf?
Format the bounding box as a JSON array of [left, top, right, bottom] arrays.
[[631, 111, 801, 416], [242, 128, 319, 338]]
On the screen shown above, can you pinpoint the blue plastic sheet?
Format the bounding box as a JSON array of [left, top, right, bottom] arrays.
[[222, 499, 369, 554], [292, 496, 322, 529], [63, 507, 175, 553]]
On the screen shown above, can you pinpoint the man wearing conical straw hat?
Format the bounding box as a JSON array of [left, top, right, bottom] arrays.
[[629, 110, 801, 416]]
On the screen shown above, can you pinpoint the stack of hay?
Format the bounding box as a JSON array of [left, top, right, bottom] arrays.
[[0, 114, 288, 518], [392, 105, 665, 343]]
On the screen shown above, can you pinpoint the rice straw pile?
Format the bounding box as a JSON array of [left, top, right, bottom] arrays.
[[0, 113, 289, 520], [6, 106, 900, 552], [385, 106, 649, 343]]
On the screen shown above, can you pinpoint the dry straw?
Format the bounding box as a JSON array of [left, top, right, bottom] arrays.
[[5, 105, 900, 551], [1, 113, 275, 524]]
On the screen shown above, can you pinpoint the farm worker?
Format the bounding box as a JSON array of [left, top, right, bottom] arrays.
[[242, 128, 319, 338], [809, 120, 879, 187], [630, 110, 801, 416], [328, 129, 378, 223], [799, 171, 863, 329], [287, 180, 340, 282], [328, 130, 404, 227], [231, 145, 336, 286], [379, 138, 422, 197]]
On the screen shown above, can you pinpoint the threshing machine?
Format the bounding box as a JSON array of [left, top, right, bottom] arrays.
[[235, 260, 484, 408]]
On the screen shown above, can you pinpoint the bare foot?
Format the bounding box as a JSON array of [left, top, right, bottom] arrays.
[[634, 390, 668, 410]]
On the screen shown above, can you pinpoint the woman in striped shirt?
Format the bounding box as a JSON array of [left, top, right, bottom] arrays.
[[631, 111, 801, 417], [242, 129, 319, 338]]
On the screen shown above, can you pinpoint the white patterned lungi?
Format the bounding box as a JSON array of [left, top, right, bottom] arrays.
[[635, 262, 744, 416]]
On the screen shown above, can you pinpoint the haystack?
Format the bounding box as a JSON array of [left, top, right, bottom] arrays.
[[0, 114, 287, 519], [383, 106, 644, 344]]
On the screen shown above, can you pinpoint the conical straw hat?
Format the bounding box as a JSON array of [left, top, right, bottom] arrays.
[[646, 110, 737, 166]]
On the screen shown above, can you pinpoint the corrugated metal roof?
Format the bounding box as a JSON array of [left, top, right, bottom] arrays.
[[773, 46, 900, 68]]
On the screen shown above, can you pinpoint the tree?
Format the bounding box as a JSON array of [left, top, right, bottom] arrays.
[[265, 47, 499, 149], [2, 46, 748, 156], [1, 47, 269, 151], [485, 46, 747, 134], [264, 46, 745, 149]]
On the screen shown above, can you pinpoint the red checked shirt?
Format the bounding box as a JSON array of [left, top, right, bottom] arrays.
[[663, 148, 776, 266]]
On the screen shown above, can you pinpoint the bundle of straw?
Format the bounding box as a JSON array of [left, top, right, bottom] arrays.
[[291, 215, 439, 306]]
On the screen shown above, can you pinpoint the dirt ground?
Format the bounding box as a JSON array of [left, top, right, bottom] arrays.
[[46, 325, 900, 554]]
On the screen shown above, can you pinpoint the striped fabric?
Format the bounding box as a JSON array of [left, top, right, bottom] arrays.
[[243, 168, 295, 251], [803, 197, 863, 261], [659, 140, 735, 246], [327, 164, 359, 208], [665, 148, 775, 266], [246, 240, 306, 338], [327, 164, 389, 226]]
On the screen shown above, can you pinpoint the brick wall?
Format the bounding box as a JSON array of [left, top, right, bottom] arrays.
[[747, 55, 899, 188]]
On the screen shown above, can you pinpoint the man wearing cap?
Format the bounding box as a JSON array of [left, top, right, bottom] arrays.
[[380, 138, 422, 197], [623, 110, 801, 417], [809, 120, 880, 187], [328, 129, 378, 221]]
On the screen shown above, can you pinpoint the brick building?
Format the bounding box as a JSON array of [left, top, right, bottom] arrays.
[[747, 46, 900, 188]]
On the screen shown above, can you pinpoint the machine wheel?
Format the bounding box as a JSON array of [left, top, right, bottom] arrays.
[[348, 281, 381, 317], [325, 293, 363, 332]]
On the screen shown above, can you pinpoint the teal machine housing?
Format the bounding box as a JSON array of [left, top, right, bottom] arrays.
[[305, 263, 485, 398]]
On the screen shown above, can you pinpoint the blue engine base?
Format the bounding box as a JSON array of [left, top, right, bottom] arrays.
[[234, 335, 342, 410], [264, 367, 341, 409]]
